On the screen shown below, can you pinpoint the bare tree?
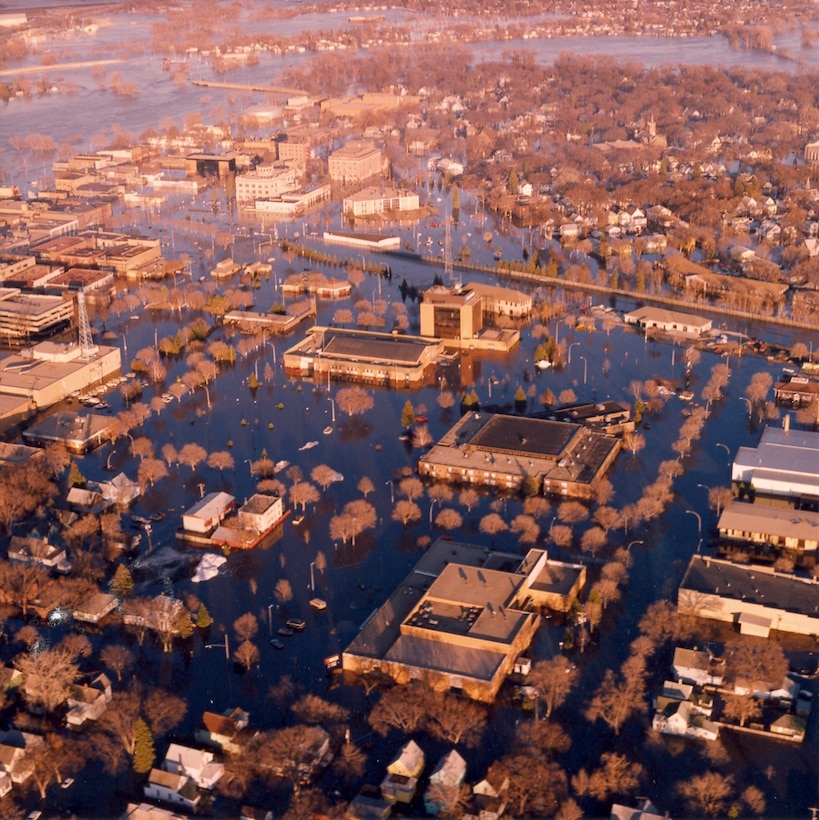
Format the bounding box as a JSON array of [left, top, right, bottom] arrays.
[[368, 683, 429, 735], [585, 659, 646, 736], [15, 645, 80, 713], [392, 500, 422, 526], [721, 693, 763, 728], [529, 656, 578, 719], [557, 501, 588, 524], [207, 450, 235, 473], [178, 442, 208, 471], [677, 772, 734, 817], [311, 464, 340, 492], [399, 476, 425, 502], [100, 645, 134, 683], [434, 508, 463, 531], [289, 481, 320, 512], [479, 512, 508, 541], [336, 386, 374, 417], [233, 612, 259, 642], [233, 640, 260, 671], [708, 486, 733, 517], [357, 476, 374, 497]]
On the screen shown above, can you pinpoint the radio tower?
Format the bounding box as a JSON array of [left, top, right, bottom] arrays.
[[77, 289, 97, 360], [444, 211, 454, 284]]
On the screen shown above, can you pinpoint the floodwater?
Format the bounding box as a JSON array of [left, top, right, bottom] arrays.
[[1, 4, 819, 816]]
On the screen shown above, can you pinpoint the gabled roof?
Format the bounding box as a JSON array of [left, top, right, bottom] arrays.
[[386, 739, 424, 778], [429, 749, 466, 787]]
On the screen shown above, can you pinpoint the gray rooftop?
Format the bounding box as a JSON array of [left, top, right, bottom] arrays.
[[680, 555, 819, 617]]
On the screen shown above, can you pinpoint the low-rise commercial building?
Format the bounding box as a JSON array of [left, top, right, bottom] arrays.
[[284, 326, 442, 388], [181, 492, 235, 534], [343, 186, 419, 217], [418, 411, 620, 500], [0, 341, 121, 411], [678, 554, 819, 638], [732, 421, 819, 504], [623, 305, 712, 336], [718, 501, 819, 554], [343, 539, 585, 702]]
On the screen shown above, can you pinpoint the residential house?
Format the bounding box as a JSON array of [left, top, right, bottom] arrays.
[[424, 750, 466, 815], [143, 768, 201, 811], [162, 743, 224, 789], [770, 713, 807, 741], [672, 647, 724, 688], [381, 740, 424, 804], [73, 592, 118, 624], [66, 673, 112, 727], [267, 725, 332, 784], [346, 789, 392, 820], [123, 801, 189, 820], [95, 472, 141, 507], [467, 763, 509, 820], [0, 667, 22, 694], [195, 708, 256, 756], [0, 772, 10, 798], [66, 485, 109, 513], [8, 535, 66, 569], [0, 730, 43, 784], [652, 699, 719, 741], [610, 797, 668, 820], [181, 492, 235, 534]]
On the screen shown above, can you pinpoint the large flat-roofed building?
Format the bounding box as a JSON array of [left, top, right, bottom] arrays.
[[418, 411, 620, 500], [732, 422, 819, 503], [623, 306, 712, 336], [0, 289, 74, 341], [328, 140, 382, 184], [343, 539, 585, 702], [23, 411, 112, 453], [718, 501, 819, 554], [0, 342, 121, 410], [283, 326, 442, 388], [342, 186, 419, 217], [235, 165, 300, 204], [678, 554, 819, 638]]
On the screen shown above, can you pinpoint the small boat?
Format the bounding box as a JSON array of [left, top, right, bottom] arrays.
[[323, 425, 333, 435], [292, 515, 305, 525], [535, 360, 552, 370], [299, 440, 319, 451], [274, 460, 289, 472], [415, 415, 428, 423], [310, 597, 327, 611]]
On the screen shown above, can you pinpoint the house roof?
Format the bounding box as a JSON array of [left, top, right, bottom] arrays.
[[430, 749, 466, 786], [387, 739, 424, 777], [164, 743, 213, 771]]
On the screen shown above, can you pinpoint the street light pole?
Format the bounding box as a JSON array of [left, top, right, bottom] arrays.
[[385, 480, 394, 504], [568, 342, 579, 365], [310, 561, 316, 592], [429, 498, 439, 524], [685, 509, 702, 553], [627, 539, 644, 553], [580, 355, 587, 385], [739, 397, 752, 415]]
